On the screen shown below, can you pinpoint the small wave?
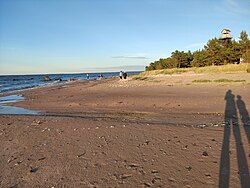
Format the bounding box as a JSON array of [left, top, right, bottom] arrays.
[[0, 94, 24, 104], [0, 71, 142, 94]]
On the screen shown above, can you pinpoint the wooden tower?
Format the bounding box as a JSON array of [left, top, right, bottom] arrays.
[[220, 29, 232, 46]]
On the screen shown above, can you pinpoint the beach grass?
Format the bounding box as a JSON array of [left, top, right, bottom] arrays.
[[193, 63, 249, 74], [213, 79, 246, 82], [138, 63, 250, 76], [192, 79, 246, 83], [139, 68, 188, 76], [132, 76, 151, 81], [192, 79, 212, 83], [132, 76, 162, 82]]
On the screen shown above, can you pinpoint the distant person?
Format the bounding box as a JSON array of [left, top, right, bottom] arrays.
[[119, 71, 123, 79], [123, 71, 127, 79], [99, 74, 103, 79], [86, 74, 90, 80]]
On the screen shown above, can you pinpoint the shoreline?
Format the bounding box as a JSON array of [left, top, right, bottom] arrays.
[[0, 78, 88, 97], [0, 72, 250, 187], [0, 71, 142, 95]]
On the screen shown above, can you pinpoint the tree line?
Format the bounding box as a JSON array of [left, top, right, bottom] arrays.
[[146, 31, 250, 71]]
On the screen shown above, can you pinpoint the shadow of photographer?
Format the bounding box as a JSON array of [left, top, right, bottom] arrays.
[[237, 95, 250, 144], [219, 90, 250, 188]]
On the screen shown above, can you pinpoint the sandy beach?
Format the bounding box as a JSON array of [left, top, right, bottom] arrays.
[[0, 73, 250, 188]]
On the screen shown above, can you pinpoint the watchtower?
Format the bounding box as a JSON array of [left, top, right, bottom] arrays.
[[220, 29, 232, 46]]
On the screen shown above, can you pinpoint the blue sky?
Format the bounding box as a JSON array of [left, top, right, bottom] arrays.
[[0, 0, 250, 75]]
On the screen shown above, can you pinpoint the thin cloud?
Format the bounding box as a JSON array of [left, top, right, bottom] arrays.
[[185, 42, 205, 50], [226, 0, 250, 15], [112, 56, 150, 59], [80, 65, 146, 73], [84, 65, 145, 70], [215, 0, 250, 16]]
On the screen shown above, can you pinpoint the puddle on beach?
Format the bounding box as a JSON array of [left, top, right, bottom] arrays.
[[0, 94, 24, 104], [0, 95, 39, 115]]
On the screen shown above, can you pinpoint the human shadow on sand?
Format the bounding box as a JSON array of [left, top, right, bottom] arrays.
[[237, 95, 250, 144], [219, 90, 250, 188]]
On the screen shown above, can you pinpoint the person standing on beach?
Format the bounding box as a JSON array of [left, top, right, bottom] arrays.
[[86, 74, 90, 80], [123, 71, 127, 79], [99, 74, 103, 80], [119, 71, 123, 79]]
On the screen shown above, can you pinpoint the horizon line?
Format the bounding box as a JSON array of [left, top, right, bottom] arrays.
[[0, 70, 144, 76]]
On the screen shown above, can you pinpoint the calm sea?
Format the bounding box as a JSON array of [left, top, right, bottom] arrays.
[[0, 71, 141, 94]]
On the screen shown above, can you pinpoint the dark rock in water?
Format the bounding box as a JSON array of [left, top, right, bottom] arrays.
[[70, 78, 75, 81], [43, 76, 51, 81], [202, 151, 208, 156], [55, 78, 62, 81]]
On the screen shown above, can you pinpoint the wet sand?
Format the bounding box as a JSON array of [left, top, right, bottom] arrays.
[[0, 73, 250, 187]]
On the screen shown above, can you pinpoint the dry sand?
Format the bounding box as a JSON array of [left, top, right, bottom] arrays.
[[0, 73, 250, 188]]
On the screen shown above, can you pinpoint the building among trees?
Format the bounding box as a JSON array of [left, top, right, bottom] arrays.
[[220, 29, 232, 46], [221, 29, 231, 38], [145, 30, 250, 71]]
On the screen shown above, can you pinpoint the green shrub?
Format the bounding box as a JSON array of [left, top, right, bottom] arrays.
[[247, 67, 250, 73], [141, 64, 250, 76], [192, 79, 212, 83], [214, 79, 233, 82], [233, 80, 246, 82], [133, 76, 150, 81], [214, 79, 246, 82]]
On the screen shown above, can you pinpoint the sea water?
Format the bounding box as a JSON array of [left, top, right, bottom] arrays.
[[0, 71, 141, 94], [0, 94, 39, 115], [0, 71, 141, 115]]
